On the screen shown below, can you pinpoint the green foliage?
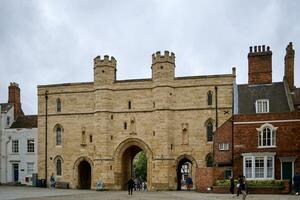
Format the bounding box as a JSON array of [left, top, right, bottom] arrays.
[[215, 179, 285, 188], [133, 151, 147, 180]]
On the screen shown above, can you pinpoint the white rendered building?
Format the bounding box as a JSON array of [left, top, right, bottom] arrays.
[[5, 117, 37, 185]]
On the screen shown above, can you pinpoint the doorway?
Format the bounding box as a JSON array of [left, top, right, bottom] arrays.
[[177, 158, 193, 191], [78, 160, 91, 189], [121, 145, 147, 190], [12, 163, 19, 182]]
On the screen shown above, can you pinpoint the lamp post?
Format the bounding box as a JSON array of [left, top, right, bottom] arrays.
[[45, 90, 48, 187]]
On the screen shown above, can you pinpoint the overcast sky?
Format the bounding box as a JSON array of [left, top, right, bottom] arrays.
[[0, 0, 299, 115]]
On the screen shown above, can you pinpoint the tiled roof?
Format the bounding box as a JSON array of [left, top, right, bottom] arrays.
[[9, 115, 37, 128], [0, 103, 13, 113], [237, 82, 290, 114], [292, 88, 300, 108]]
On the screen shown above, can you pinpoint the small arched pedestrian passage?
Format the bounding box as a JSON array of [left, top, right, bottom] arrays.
[[78, 160, 91, 189], [177, 158, 193, 191]]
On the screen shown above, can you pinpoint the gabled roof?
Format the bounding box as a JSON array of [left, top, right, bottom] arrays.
[[237, 82, 290, 114], [9, 115, 37, 129], [0, 103, 13, 113]]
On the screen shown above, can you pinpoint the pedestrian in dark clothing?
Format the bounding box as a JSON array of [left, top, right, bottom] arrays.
[[294, 174, 300, 195], [128, 178, 135, 195], [186, 177, 193, 191], [229, 176, 235, 198], [240, 176, 247, 200], [236, 175, 242, 197]]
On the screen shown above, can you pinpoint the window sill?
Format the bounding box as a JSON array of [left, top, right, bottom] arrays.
[[245, 178, 274, 180], [257, 146, 276, 149], [219, 149, 229, 151], [56, 145, 62, 148]]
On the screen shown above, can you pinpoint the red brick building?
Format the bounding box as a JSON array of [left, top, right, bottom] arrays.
[[214, 42, 300, 183]]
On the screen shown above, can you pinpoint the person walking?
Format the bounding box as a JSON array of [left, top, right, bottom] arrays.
[[50, 173, 55, 189], [236, 175, 242, 197], [229, 176, 235, 198], [240, 176, 247, 200], [128, 177, 135, 195]]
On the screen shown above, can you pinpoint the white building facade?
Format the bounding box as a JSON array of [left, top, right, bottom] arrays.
[[5, 125, 37, 185]]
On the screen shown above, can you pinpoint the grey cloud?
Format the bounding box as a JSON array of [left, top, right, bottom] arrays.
[[0, 0, 299, 114]]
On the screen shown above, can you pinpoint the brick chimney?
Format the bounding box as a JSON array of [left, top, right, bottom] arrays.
[[8, 82, 24, 118], [248, 45, 272, 85], [284, 42, 295, 90]]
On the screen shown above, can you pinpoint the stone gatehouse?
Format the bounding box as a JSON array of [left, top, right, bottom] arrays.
[[37, 51, 234, 190]]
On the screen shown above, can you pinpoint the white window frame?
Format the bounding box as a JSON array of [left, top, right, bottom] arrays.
[[219, 143, 229, 151], [242, 152, 275, 180], [255, 99, 269, 113], [27, 162, 34, 176], [12, 140, 19, 153], [256, 123, 277, 148], [27, 139, 35, 153]]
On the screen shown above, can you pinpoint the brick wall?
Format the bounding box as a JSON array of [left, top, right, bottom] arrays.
[[233, 112, 300, 179]]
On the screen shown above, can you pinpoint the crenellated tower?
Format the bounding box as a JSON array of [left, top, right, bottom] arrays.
[[94, 55, 117, 87], [151, 51, 175, 84]]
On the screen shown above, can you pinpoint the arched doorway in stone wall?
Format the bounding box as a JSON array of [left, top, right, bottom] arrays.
[[78, 160, 91, 189], [73, 157, 93, 189], [176, 155, 197, 191], [114, 138, 153, 190]]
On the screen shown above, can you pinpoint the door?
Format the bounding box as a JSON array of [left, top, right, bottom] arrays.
[[12, 163, 19, 182], [282, 162, 293, 182]]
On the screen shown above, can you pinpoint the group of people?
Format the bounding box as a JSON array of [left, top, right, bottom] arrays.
[[127, 177, 147, 195], [230, 175, 247, 199]]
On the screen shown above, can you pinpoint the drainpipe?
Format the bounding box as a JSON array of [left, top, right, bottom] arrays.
[[6, 136, 12, 182], [213, 86, 218, 166], [45, 90, 48, 187]]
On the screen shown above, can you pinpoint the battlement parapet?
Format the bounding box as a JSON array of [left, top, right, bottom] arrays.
[[152, 51, 175, 64], [94, 55, 117, 67]]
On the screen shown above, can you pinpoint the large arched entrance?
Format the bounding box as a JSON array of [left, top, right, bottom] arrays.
[[176, 155, 197, 191], [114, 138, 153, 190], [121, 145, 145, 190], [78, 160, 91, 189]]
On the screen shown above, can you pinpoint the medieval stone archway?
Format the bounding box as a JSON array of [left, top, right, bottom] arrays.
[[73, 156, 94, 189], [175, 154, 198, 191], [114, 138, 153, 190]]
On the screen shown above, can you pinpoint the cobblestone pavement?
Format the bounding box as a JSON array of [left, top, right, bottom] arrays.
[[0, 186, 299, 200]]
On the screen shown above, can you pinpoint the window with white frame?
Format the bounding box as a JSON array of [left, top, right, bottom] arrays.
[[242, 153, 275, 179], [27, 139, 35, 153], [12, 140, 19, 153], [27, 162, 34, 175], [219, 143, 229, 151], [255, 99, 269, 113], [257, 123, 277, 148]]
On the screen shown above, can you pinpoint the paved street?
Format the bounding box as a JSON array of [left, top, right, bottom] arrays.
[[0, 186, 299, 200]]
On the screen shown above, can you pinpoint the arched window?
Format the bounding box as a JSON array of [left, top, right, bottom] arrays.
[[56, 126, 62, 146], [56, 158, 62, 176], [206, 121, 213, 142], [56, 98, 61, 112], [206, 153, 213, 167], [257, 124, 277, 147], [207, 91, 213, 105]]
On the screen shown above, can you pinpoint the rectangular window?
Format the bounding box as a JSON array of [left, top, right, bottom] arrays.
[[267, 157, 273, 178], [245, 157, 252, 178], [27, 139, 35, 153], [256, 99, 269, 113], [12, 140, 19, 153], [27, 162, 34, 175], [255, 157, 264, 178], [219, 143, 229, 151], [6, 116, 10, 126]]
